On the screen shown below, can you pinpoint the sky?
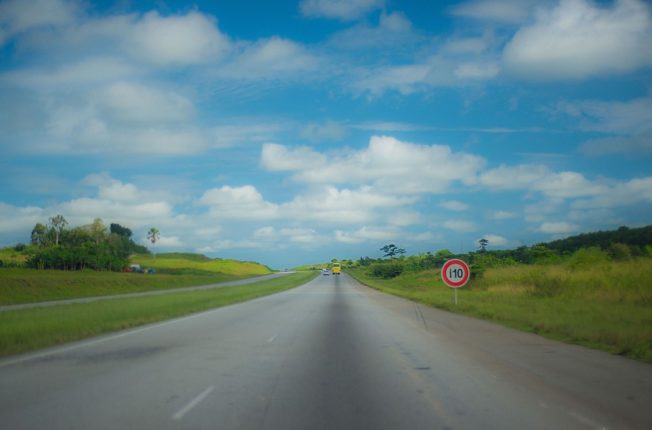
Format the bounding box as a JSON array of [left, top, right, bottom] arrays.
[[1, 0, 652, 268]]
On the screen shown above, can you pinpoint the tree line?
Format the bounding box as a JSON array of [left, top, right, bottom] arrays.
[[348, 225, 652, 279], [26, 215, 149, 271]]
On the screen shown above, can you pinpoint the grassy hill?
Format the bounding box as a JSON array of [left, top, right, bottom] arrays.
[[131, 253, 272, 276], [0, 252, 273, 305]]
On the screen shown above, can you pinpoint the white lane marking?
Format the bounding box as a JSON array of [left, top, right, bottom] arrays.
[[172, 386, 215, 421], [568, 411, 607, 430], [267, 334, 278, 343]]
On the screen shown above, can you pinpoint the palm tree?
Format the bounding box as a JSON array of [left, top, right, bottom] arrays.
[[147, 227, 160, 258]]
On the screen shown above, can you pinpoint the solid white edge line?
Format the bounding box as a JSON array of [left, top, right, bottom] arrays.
[[172, 386, 215, 421], [267, 334, 277, 343]]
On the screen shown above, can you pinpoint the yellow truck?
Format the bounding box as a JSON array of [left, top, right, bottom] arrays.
[[331, 262, 341, 275]]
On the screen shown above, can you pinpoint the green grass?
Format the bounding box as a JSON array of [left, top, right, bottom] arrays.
[[0, 270, 317, 358], [0, 268, 270, 305], [0, 247, 28, 267], [131, 253, 272, 276], [348, 259, 652, 363], [0, 253, 274, 305]]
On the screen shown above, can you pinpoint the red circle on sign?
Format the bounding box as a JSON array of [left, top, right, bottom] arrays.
[[441, 259, 470, 288]]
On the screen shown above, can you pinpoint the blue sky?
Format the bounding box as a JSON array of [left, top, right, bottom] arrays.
[[1, 0, 651, 268]]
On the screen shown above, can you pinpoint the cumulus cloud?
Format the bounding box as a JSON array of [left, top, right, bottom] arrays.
[[217, 37, 319, 79], [480, 164, 608, 199], [334, 226, 399, 244], [126, 11, 229, 66], [300, 0, 384, 21], [503, 0, 652, 80], [539, 221, 579, 235], [198, 185, 279, 220], [262, 136, 485, 194], [0, 0, 79, 45], [478, 234, 509, 247]]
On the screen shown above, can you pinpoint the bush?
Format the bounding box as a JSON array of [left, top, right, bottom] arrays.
[[608, 243, 632, 260], [370, 262, 404, 279], [567, 247, 609, 269]]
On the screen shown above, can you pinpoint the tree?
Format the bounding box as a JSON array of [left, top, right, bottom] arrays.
[[110, 223, 132, 238], [380, 243, 405, 259], [478, 238, 489, 253], [147, 227, 160, 257], [90, 218, 107, 245], [48, 215, 68, 246], [31, 223, 48, 246]]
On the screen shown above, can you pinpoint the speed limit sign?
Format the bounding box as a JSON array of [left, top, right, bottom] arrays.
[[441, 259, 470, 288]]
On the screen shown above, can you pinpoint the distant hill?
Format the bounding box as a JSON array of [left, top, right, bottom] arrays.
[[131, 253, 272, 276], [546, 225, 652, 253]]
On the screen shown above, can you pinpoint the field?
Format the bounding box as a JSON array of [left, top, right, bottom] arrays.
[[0, 252, 273, 305], [348, 258, 652, 363], [0, 271, 317, 358], [131, 253, 272, 276]]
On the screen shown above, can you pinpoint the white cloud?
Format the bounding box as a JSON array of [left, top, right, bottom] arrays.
[[480, 164, 607, 199], [580, 136, 652, 156], [539, 221, 579, 234], [491, 210, 517, 220], [443, 220, 477, 232], [262, 136, 485, 194], [127, 11, 229, 66], [0, 203, 43, 235], [555, 97, 652, 135], [198, 185, 279, 220], [218, 37, 319, 79], [300, 122, 348, 141], [281, 186, 413, 224], [440, 201, 470, 211], [334, 226, 399, 244], [503, 0, 652, 80], [478, 234, 509, 246], [300, 0, 384, 21], [212, 122, 287, 148], [95, 82, 194, 124], [0, 0, 79, 45]]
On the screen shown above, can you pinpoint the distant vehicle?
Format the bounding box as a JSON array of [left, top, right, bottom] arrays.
[[331, 263, 341, 275], [322, 268, 330, 275]]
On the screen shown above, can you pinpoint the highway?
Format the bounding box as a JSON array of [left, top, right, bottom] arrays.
[[1, 273, 650, 429]]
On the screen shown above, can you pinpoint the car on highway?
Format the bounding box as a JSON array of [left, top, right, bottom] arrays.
[[321, 268, 330, 275]]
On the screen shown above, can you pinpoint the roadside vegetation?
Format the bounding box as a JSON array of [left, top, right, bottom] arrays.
[[0, 271, 317, 358], [345, 225, 652, 363]]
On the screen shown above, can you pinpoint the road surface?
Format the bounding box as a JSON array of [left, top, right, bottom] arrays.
[[1, 272, 650, 429]]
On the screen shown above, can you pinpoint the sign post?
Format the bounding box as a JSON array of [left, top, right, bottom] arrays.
[[441, 259, 470, 305]]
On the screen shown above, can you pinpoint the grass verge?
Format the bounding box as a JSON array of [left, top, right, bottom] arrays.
[[0, 271, 317, 358], [0, 269, 269, 305], [348, 260, 652, 363]]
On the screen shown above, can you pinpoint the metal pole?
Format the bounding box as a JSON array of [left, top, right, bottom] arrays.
[[454, 288, 458, 305]]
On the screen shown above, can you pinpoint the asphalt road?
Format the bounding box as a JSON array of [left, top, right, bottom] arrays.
[[1, 273, 650, 429]]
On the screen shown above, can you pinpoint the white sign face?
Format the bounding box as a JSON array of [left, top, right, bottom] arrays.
[[441, 259, 470, 288]]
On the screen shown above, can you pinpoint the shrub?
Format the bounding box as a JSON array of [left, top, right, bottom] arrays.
[[608, 243, 632, 260], [567, 247, 609, 269], [370, 262, 404, 279]]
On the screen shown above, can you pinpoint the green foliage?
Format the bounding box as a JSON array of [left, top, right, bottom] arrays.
[[348, 258, 652, 363], [380, 243, 405, 258], [25, 217, 147, 272], [608, 243, 632, 260], [566, 247, 609, 269], [370, 262, 403, 279]]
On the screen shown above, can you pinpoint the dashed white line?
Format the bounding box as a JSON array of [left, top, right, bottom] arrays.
[[172, 386, 215, 421], [267, 334, 278, 343]]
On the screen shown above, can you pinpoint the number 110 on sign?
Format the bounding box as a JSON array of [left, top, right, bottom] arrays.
[[441, 259, 470, 289]]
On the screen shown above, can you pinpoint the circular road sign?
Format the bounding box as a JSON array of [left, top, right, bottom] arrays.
[[441, 259, 470, 288]]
